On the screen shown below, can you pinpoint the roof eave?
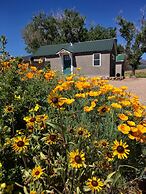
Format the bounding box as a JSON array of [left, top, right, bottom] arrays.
[[56, 48, 72, 55]]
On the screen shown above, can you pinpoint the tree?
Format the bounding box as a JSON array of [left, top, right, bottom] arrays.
[[87, 25, 116, 41], [23, 9, 88, 53], [23, 13, 59, 53], [117, 16, 145, 76], [23, 9, 117, 53], [0, 35, 9, 60], [58, 9, 88, 43], [140, 8, 146, 52], [117, 44, 125, 54]]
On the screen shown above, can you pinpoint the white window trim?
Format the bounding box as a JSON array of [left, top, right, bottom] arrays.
[[92, 53, 101, 67]]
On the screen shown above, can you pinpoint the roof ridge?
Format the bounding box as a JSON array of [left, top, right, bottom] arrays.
[[74, 38, 116, 44], [41, 42, 70, 48], [39, 38, 116, 48]]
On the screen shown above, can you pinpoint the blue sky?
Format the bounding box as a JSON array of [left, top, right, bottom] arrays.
[[0, 0, 146, 58]]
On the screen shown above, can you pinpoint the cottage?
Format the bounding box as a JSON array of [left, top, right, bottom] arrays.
[[33, 38, 124, 77]]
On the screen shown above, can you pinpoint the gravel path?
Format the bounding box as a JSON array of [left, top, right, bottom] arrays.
[[109, 78, 146, 105]]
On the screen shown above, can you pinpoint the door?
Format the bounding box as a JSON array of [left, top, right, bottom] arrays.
[[63, 55, 71, 74]]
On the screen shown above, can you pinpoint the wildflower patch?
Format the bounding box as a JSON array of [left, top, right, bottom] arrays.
[[0, 58, 145, 193]]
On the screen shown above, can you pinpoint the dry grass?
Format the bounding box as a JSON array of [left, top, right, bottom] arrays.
[[125, 69, 146, 78]]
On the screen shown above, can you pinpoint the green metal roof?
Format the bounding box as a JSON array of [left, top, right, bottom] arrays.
[[116, 54, 125, 62], [33, 38, 116, 57]]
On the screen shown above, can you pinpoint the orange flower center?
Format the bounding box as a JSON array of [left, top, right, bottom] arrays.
[[121, 125, 126, 130]]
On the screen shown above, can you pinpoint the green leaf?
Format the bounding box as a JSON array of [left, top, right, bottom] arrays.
[[107, 171, 117, 180], [104, 171, 117, 185], [40, 152, 47, 160], [76, 186, 81, 194], [46, 121, 58, 129], [83, 186, 90, 192], [113, 172, 121, 186], [23, 186, 29, 194]]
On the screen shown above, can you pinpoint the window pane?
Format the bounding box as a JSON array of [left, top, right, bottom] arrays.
[[94, 60, 100, 66], [64, 55, 70, 61], [94, 53, 99, 60]]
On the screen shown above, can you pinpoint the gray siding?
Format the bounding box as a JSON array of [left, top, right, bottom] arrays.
[[74, 53, 110, 77], [49, 57, 62, 72], [44, 53, 111, 77]]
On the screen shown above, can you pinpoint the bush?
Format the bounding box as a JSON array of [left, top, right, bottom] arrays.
[[0, 59, 146, 194]]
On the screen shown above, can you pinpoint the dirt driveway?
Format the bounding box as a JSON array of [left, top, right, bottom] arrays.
[[109, 78, 146, 105]]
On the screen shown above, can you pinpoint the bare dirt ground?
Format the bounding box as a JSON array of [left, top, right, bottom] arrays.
[[109, 78, 146, 105]]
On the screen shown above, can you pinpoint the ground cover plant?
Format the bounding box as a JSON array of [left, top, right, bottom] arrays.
[[0, 59, 146, 194]]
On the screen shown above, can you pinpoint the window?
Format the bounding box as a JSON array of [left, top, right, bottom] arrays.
[[93, 53, 101, 66], [64, 55, 71, 61]]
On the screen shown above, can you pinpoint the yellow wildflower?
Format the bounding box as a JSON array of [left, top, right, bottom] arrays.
[[30, 66, 37, 72], [12, 136, 29, 153], [29, 104, 40, 112], [98, 105, 110, 114], [0, 183, 6, 189], [137, 124, 146, 133], [75, 93, 86, 98], [14, 94, 21, 100], [86, 177, 104, 192], [108, 95, 116, 100], [30, 191, 37, 194], [120, 100, 131, 107], [127, 121, 136, 127], [87, 91, 101, 97], [64, 98, 75, 105], [32, 166, 43, 179], [76, 127, 90, 138], [69, 149, 85, 168], [120, 86, 128, 90], [26, 72, 34, 79], [111, 103, 122, 109], [113, 140, 130, 159], [118, 124, 130, 134], [44, 70, 55, 81], [48, 92, 66, 108], [134, 111, 142, 118], [118, 114, 128, 121], [84, 106, 94, 112]]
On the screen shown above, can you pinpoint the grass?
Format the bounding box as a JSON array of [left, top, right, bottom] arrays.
[[125, 68, 146, 78]]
